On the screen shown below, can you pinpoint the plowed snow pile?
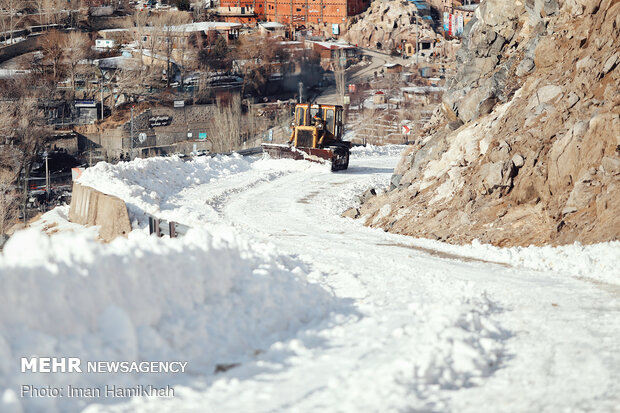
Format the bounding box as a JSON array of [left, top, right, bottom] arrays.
[[0, 225, 335, 413]]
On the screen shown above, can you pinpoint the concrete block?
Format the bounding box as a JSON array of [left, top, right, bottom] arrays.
[[69, 183, 132, 242]]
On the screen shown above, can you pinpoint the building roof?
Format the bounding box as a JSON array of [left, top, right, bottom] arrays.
[[401, 86, 444, 94], [99, 22, 242, 36], [309, 40, 356, 50], [259, 22, 286, 29], [166, 22, 242, 32], [96, 56, 141, 70], [456, 4, 479, 11]]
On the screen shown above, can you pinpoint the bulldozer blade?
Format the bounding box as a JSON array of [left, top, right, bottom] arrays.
[[262, 144, 350, 171], [262, 144, 332, 164]]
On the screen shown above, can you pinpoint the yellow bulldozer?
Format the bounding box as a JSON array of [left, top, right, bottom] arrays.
[[262, 103, 351, 171]]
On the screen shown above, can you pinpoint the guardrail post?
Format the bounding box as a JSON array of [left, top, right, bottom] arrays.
[[169, 221, 176, 238], [154, 218, 160, 237]]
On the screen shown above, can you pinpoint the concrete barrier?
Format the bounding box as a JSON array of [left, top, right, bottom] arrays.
[[69, 183, 132, 242]]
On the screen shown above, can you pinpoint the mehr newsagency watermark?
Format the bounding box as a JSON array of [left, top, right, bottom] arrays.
[[20, 357, 187, 399]]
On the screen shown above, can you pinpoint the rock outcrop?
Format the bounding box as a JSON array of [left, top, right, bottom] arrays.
[[344, 0, 439, 50], [361, 0, 619, 246]]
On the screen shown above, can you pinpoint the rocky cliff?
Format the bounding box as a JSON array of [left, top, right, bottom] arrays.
[[344, 0, 439, 50], [360, 0, 619, 246]]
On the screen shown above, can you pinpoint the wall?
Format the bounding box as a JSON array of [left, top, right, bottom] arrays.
[[79, 105, 217, 160], [0, 36, 40, 64], [243, 0, 370, 26]]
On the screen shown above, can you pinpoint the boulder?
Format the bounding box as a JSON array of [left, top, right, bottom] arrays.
[[537, 84, 563, 103], [512, 154, 525, 168], [342, 208, 361, 219]]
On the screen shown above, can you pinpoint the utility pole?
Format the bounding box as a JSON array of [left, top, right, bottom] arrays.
[[44, 151, 49, 201], [130, 106, 134, 160], [98, 65, 105, 121], [100, 79, 104, 121], [298, 81, 303, 103], [416, 12, 419, 66]]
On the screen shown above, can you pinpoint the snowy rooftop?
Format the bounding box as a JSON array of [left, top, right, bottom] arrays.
[[259, 22, 286, 29], [457, 4, 479, 11], [309, 40, 356, 50], [166, 21, 242, 32], [96, 55, 141, 70], [401, 85, 445, 93], [100, 22, 241, 35]]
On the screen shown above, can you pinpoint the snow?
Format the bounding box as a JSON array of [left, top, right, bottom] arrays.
[[1, 145, 619, 413], [350, 144, 406, 158], [0, 225, 335, 413]]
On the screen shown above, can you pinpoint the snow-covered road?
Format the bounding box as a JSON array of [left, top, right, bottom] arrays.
[[216, 154, 620, 413], [2, 148, 619, 413]]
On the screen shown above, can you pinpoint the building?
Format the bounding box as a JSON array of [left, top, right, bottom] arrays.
[[384, 63, 403, 74], [258, 21, 287, 37], [219, 0, 370, 33], [214, 5, 259, 24], [402, 85, 444, 105], [95, 38, 116, 49], [307, 40, 359, 69]]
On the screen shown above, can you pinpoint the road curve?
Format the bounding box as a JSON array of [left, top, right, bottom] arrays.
[[207, 154, 620, 412]]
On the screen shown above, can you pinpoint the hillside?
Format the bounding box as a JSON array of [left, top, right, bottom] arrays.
[[360, 0, 619, 246]]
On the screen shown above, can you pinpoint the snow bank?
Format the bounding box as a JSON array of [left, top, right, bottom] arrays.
[[77, 154, 253, 224], [0, 226, 336, 413], [350, 144, 406, 158], [471, 240, 620, 286], [392, 236, 620, 286], [77, 154, 326, 227]]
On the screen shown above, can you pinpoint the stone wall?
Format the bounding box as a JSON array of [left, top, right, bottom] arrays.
[[0, 36, 40, 64], [78, 104, 217, 159]]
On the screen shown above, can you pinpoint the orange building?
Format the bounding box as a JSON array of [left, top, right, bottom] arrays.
[[219, 0, 370, 30]]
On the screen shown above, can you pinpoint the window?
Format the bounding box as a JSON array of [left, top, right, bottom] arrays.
[[296, 8, 301, 11], [324, 109, 334, 134], [296, 107, 306, 125], [335, 109, 342, 137]]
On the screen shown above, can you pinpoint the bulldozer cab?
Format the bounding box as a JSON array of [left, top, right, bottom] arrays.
[[294, 103, 344, 143]]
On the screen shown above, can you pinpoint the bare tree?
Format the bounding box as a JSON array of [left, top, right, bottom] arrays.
[[111, 65, 144, 107], [64, 31, 91, 96], [0, 0, 24, 45], [153, 11, 191, 87], [0, 94, 52, 221], [176, 25, 198, 91], [0, 170, 18, 236], [334, 49, 346, 106], [234, 34, 292, 96], [208, 94, 241, 153], [121, 11, 161, 101], [48, 0, 66, 25], [127, 10, 149, 70], [39, 29, 65, 80], [193, 72, 212, 104]]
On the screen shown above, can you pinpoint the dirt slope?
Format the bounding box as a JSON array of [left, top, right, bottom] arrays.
[[361, 0, 620, 246]]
